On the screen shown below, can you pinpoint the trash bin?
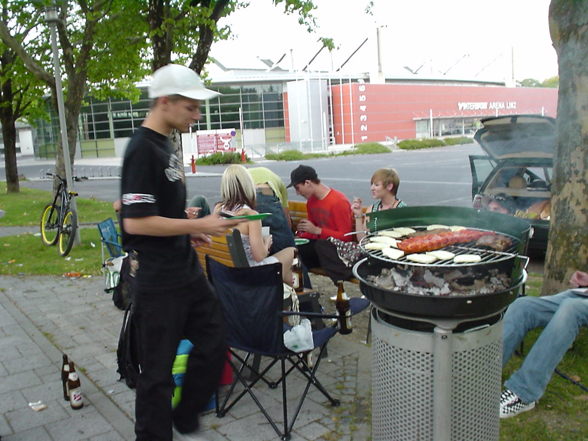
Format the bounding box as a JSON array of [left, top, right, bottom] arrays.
[[371, 308, 503, 441]]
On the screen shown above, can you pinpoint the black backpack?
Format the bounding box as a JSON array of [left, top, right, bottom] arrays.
[[116, 303, 140, 389], [111, 256, 133, 310]]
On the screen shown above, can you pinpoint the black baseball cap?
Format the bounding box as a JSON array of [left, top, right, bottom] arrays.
[[287, 165, 318, 188]]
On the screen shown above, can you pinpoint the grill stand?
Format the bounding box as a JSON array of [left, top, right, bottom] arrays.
[[371, 307, 505, 441], [433, 325, 452, 441]]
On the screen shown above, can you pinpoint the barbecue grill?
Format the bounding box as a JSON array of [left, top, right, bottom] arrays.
[[353, 206, 531, 441]]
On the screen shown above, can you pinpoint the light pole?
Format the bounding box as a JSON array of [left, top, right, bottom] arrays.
[[45, 5, 79, 243]]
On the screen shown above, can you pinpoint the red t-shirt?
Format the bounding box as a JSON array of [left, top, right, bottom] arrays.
[[298, 188, 354, 242]]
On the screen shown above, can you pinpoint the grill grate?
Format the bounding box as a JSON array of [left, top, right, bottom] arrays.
[[361, 227, 520, 267]]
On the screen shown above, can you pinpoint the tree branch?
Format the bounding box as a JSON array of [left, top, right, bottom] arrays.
[[188, 0, 229, 73], [0, 21, 54, 87]]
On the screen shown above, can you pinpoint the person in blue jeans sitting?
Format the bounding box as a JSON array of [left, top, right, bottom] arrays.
[[500, 270, 588, 418]]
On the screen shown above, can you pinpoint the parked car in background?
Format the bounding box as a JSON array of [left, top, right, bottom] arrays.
[[469, 114, 555, 253]]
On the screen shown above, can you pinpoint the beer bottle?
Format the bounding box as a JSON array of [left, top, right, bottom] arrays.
[[67, 361, 84, 410], [60, 353, 70, 401], [335, 281, 352, 334], [292, 248, 304, 294]]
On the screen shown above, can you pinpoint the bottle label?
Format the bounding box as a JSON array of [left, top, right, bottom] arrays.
[[68, 372, 79, 382], [69, 387, 83, 408], [292, 273, 300, 289], [344, 310, 352, 329]]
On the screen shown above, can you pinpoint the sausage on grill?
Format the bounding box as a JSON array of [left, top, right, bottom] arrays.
[[397, 229, 491, 254]]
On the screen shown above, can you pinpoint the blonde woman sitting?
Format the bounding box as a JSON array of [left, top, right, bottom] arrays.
[[215, 165, 296, 286]]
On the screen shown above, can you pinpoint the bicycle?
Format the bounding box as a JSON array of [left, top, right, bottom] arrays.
[[40, 173, 84, 257]]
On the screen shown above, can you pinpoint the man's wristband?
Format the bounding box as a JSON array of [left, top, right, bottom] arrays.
[[354, 214, 364, 219]]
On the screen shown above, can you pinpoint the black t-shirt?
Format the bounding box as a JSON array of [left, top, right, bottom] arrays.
[[120, 127, 201, 291]]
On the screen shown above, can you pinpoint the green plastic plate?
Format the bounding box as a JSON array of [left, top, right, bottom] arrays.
[[225, 212, 272, 220]]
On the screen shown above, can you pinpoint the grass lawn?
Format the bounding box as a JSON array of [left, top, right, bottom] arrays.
[[0, 182, 114, 226], [1, 182, 115, 276], [1, 228, 105, 276]]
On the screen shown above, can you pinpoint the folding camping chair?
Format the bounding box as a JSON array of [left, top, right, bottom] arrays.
[[206, 257, 367, 440], [97, 218, 124, 261], [97, 218, 125, 293]]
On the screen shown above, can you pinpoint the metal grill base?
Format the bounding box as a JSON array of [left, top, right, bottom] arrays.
[[372, 309, 502, 441]]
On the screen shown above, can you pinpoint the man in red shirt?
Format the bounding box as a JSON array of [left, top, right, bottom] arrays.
[[288, 165, 354, 281]]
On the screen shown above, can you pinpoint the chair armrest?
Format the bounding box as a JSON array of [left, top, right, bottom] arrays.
[[280, 310, 339, 320], [102, 239, 121, 247], [281, 297, 370, 320]]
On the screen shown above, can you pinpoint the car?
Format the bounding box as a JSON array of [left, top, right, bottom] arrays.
[[469, 114, 555, 253]]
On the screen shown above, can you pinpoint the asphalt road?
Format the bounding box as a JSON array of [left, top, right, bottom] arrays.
[[6, 143, 485, 208]]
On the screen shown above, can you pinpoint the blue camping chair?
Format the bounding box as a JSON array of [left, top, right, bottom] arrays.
[[206, 257, 368, 441], [97, 218, 124, 261], [98, 218, 125, 293]]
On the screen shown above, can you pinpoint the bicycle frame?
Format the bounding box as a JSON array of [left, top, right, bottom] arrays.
[[47, 175, 73, 226]]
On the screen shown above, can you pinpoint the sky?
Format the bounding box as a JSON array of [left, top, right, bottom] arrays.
[[209, 0, 559, 83]]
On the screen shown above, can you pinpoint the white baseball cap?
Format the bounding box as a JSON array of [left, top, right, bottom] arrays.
[[148, 64, 220, 101]]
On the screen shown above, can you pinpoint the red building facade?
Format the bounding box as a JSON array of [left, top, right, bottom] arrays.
[[329, 83, 558, 144]]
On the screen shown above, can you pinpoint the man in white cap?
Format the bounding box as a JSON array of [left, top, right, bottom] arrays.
[[120, 64, 243, 441]]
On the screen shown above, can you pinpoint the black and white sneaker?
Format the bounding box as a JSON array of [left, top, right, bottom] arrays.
[[499, 388, 535, 418]]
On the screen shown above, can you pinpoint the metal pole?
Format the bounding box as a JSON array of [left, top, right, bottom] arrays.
[[433, 325, 453, 441], [45, 6, 79, 242]]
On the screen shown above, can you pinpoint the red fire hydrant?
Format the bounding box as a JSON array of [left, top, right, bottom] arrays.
[[190, 155, 196, 174]]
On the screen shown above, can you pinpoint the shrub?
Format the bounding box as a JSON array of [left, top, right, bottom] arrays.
[[196, 152, 246, 165], [348, 143, 391, 155], [444, 136, 472, 146], [264, 149, 306, 161], [397, 138, 446, 150]]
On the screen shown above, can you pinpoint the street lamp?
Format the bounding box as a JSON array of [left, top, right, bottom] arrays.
[[45, 5, 79, 243]]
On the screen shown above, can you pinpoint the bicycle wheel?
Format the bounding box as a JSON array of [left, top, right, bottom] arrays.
[[58, 210, 78, 257], [40, 204, 60, 246]]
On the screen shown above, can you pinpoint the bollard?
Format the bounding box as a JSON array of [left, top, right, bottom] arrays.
[[240, 149, 246, 163], [190, 155, 196, 174]]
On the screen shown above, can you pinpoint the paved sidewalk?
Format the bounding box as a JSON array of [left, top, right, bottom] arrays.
[[0, 275, 372, 441]]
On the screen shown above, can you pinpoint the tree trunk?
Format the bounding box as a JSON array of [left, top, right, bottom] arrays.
[[170, 129, 185, 181], [0, 114, 19, 193], [149, 0, 172, 70], [0, 59, 19, 193], [543, 0, 588, 294]]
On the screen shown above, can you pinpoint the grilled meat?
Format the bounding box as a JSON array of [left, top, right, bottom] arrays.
[[397, 229, 490, 254], [474, 234, 513, 252]]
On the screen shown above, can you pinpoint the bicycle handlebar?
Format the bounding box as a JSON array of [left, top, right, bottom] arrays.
[[45, 172, 87, 182]]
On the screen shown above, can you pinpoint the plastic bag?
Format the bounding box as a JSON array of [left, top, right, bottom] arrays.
[[104, 255, 125, 291], [283, 319, 314, 353]]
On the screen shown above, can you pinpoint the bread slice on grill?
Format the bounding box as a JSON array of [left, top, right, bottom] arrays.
[[393, 227, 416, 235], [370, 236, 398, 246], [453, 254, 482, 264], [377, 229, 404, 238], [426, 224, 449, 230], [426, 250, 456, 260], [364, 242, 389, 250], [382, 247, 405, 260], [406, 253, 438, 264]]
